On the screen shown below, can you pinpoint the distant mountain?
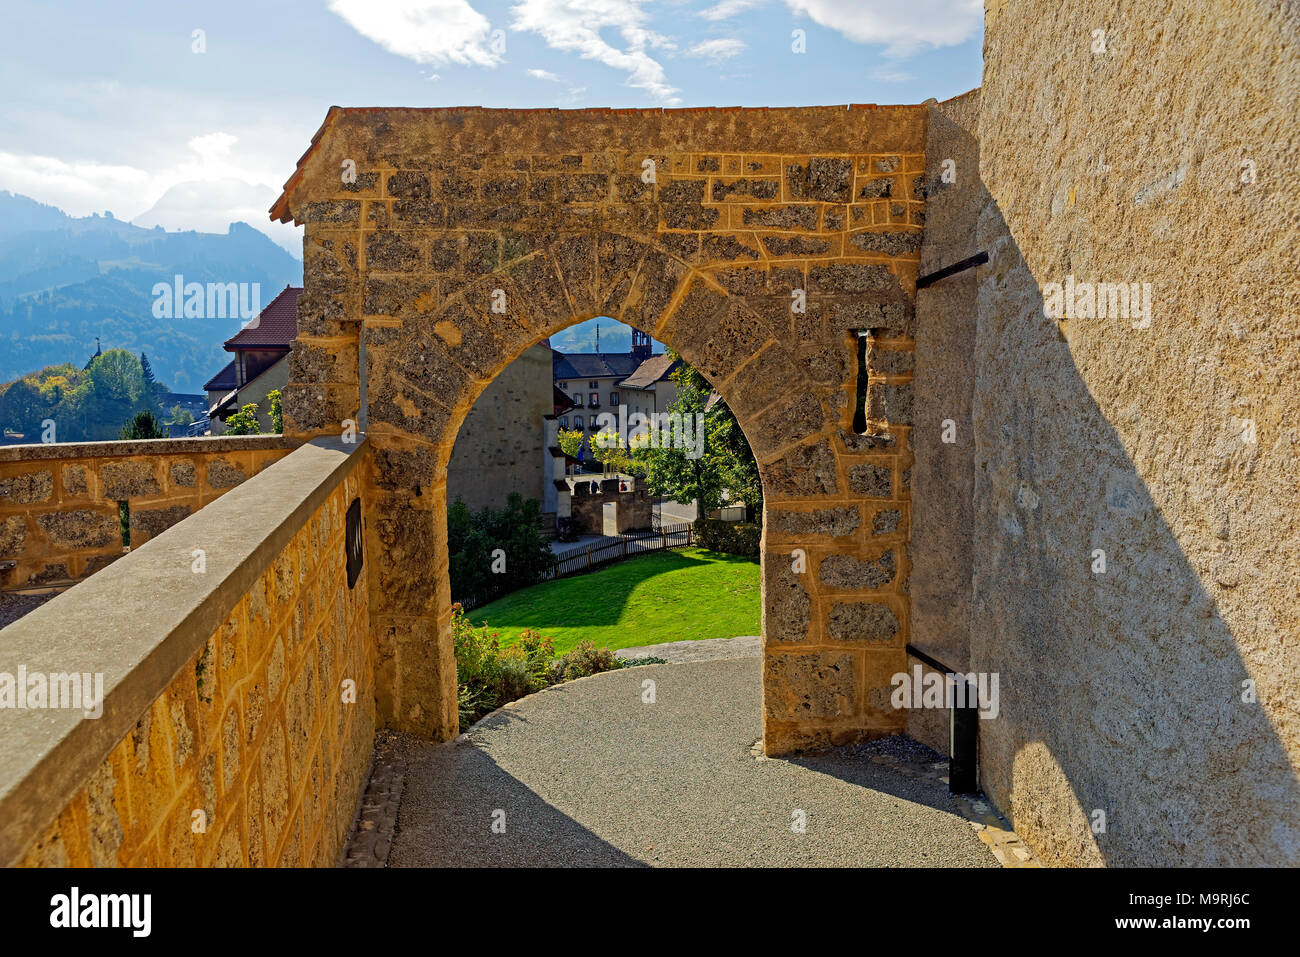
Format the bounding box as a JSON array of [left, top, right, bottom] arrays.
[[0, 191, 301, 391], [549, 317, 666, 356]]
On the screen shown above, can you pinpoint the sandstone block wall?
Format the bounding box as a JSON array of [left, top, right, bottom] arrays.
[[446, 342, 553, 514], [0, 438, 295, 591], [16, 452, 372, 867], [974, 0, 1300, 864], [272, 105, 927, 752], [568, 478, 652, 534]]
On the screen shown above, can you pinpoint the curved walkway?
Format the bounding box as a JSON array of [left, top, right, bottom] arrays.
[[383, 652, 1005, 867]]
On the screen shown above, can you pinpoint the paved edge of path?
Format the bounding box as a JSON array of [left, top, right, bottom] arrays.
[[615, 634, 760, 663]]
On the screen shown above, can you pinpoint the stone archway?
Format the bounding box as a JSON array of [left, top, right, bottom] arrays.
[[272, 105, 924, 754]]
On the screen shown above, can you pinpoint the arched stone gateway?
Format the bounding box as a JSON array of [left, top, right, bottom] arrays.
[[272, 106, 925, 753]]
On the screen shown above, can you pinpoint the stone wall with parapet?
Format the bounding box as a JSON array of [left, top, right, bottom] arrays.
[[568, 477, 652, 534], [0, 437, 372, 867], [271, 104, 927, 754], [0, 436, 296, 591]]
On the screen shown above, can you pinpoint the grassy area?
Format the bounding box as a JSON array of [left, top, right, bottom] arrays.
[[463, 546, 760, 654]]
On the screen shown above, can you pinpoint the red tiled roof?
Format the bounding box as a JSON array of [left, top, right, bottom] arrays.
[[224, 286, 301, 350]]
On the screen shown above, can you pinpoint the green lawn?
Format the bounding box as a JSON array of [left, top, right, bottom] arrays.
[[464, 546, 760, 654]]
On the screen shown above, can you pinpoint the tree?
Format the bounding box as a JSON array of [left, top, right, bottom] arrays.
[[0, 379, 44, 436], [170, 406, 195, 426], [589, 425, 641, 476], [140, 352, 157, 392], [119, 410, 166, 439], [447, 493, 556, 605], [224, 403, 261, 435], [268, 389, 283, 434], [556, 427, 585, 465], [84, 349, 155, 439], [632, 357, 762, 519]]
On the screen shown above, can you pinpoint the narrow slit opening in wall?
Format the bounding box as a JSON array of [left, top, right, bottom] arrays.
[[852, 330, 888, 436], [118, 500, 130, 549], [853, 331, 869, 434]]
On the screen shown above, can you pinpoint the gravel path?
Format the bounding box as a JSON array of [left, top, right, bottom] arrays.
[[387, 657, 996, 867]]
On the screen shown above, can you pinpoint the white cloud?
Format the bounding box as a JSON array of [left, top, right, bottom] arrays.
[[188, 132, 238, 158], [687, 37, 746, 64], [328, 0, 502, 67], [782, 0, 983, 57], [510, 0, 681, 104], [526, 68, 586, 104], [868, 66, 916, 83], [0, 133, 304, 257], [698, 0, 766, 20]]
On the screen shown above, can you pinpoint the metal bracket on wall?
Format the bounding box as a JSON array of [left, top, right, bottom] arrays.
[[915, 251, 989, 290], [905, 643, 979, 794]]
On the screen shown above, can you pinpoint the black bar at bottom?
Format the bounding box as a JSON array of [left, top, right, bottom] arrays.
[[906, 643, 979, 794], [950, 687, 979, 793]]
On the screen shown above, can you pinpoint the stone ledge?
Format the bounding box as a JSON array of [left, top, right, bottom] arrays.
[[0, 435, 300, 463], [0, 434, 368, 866]]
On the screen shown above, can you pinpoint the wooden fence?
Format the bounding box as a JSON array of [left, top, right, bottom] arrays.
[[543, 523, 694, 580]]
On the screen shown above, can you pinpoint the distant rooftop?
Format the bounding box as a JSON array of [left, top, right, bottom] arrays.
[[224, 285, 301, 350]]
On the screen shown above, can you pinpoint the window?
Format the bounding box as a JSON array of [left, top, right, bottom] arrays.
[[559, 417, 568, 429], [589, 393, 600, 407], [574, 415, 583, 429], [588, 380, 598, 388], [558, 382, 566, 389], [572, 393, 582, 406], [610, 392, 619, 405]]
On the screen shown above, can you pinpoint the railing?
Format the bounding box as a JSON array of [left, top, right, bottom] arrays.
[[543, 522, 693, 581], [455, 523, 695, 610]]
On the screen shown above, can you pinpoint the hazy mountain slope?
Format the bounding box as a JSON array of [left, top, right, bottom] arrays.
[[0, 192, 301, 391]]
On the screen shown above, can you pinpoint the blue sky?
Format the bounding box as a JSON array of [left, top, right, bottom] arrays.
[[0, 1, 983, 256]]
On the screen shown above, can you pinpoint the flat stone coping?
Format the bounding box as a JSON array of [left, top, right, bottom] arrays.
[[0, 434, 367, 865], [0, 434, 299, 462]]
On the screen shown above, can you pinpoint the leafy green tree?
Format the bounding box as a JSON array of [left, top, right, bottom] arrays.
[[223, 403, 261, 435], [119, 410, 166, 439], [83, 349, 157, 439], [447, 493, 556, 606], [0, 379, 44, 436], [556, 427, 585, 464], [632, 357, 762, 519], [170, 406, 195, 426], [268, 389, 283, 434]]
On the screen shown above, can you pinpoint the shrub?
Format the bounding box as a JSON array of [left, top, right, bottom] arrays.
[[453, 605, 557, 725], [693, 517, 761, 556], [268, 389, 283, 434], [452, 607, 643, 725], [551, 640, 622, 682], [447, 493, 557, 606], [224, 402, 261, 435]]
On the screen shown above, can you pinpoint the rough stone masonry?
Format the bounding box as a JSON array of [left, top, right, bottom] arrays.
[[271, 104, 926, 756]]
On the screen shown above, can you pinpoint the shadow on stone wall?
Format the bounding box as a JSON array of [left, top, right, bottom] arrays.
[[970, 198, 1299, 866]]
